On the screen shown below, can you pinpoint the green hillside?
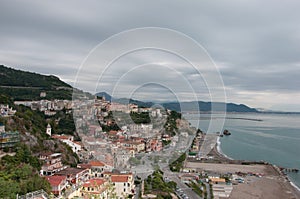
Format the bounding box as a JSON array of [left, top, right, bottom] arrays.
[[0, 65, 73, 100]]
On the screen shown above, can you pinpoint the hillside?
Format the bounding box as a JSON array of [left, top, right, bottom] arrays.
[[96, 92, 258, 113], [0, 65, 73, 100], [0, 96, 78, 198]]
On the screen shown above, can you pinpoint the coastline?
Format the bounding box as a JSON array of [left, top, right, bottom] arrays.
[[216, 136, 233, 160], [216, 135, 300, 193], [291, 181, 300, 192]]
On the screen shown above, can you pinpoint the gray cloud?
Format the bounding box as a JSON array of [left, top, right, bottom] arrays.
[[0, 0, 300, 111]]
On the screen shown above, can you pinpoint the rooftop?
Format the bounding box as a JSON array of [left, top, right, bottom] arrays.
[[111, 175, 129, 183], [83, 179, 106, 187], [45, 175, 66, 186], [90, 160, 105, 167], [55, 167, 86, 176]]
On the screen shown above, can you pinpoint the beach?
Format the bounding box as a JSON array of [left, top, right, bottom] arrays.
[[214, 137, 300, 198], [185, 161, 300, 199]]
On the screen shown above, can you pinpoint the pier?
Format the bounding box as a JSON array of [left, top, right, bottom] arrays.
[[280, 167, 299, 173]]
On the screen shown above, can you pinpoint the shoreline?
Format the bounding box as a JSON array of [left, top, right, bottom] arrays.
[[216, 136, 233, 160], [216, 136, 300, 193]]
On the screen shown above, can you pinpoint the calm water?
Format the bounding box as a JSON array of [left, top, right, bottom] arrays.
[[186, 113, 300, 189]]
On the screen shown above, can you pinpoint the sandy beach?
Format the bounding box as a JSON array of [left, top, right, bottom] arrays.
[[186, 162, 300, 199], [228, 174, 300, 199]]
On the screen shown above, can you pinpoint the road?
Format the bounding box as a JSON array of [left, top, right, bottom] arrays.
[[159, 163, 202, 199]]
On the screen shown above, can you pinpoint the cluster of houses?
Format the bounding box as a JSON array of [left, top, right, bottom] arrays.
[[14, 99, 72, 116], [40, 152, 134, 198], [10, 96, 174, 198]]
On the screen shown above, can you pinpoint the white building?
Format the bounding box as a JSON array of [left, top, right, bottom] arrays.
[[46, 124, 52, 136]]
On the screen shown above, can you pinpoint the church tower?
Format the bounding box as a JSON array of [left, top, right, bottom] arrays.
[[46, 124, 52, 136]]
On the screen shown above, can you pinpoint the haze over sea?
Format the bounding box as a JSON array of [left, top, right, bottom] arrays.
[[186, 113, 300, 189]]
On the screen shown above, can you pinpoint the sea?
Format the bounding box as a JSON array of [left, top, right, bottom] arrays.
[[185, 113, 300, 190]]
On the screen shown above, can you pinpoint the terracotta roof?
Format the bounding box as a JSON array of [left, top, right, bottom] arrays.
[[111, 175, 128, 183], [83, 179, 106, 187], [77, 164, 92, 169], [89, 160, 105, 167], [45, 175, 66, 186]]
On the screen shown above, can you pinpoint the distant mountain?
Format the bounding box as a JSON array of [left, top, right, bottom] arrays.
[[0, 65, 73, 100], [95, 92, 258, 113], [96, 92, 112, 101], [96, 92, 154, 107], [161, 101, 258, 113]]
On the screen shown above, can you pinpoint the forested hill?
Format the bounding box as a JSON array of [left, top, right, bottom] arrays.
[[0, 65, 73, 100]]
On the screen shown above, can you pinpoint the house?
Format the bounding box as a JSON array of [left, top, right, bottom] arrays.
[[80, 178, 108, 199], [0, 104, 16, 117], [90, 160, 113, 178], [45, 175, 68, 196], [146, 138, 162, 152], [52, 134, 82, 153], [112, 148, 135, 170], [110, 173, 135, 198], [40, 153, 66, 176], [55, 167, 90, 186]]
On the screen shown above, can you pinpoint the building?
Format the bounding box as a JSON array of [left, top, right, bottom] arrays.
[[0, 104, 16, 117], [146, 138, 162, 152], [40, 153, 65, 176], [52, 134, 82, 153], [46, 124, 52, 136], [40, 92, 47, 98], [90, 160, 113, 178], [0, 131, 20, 149], [110, 173, 135, 198], [112, 148, 135, 170], [45, 175, 68, 196], [55, 167, 90, 186], [80, 178, 108, 199]]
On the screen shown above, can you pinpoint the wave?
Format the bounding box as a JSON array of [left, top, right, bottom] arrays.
[[289, 177, 300, 192]]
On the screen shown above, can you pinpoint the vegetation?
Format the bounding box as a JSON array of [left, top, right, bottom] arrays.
[[49, 109, 77, 138], [144, 170, 176, 198], [189, 181, 203, 197], [169, 152, 186, 172], [164, 110, 181, 136], [0, 65, 73, 100], [0, 143, 51, 198], [162, 140, 171, 147], [128, 157, 141, 166], [1, 100, 79, 166], [130, 112, 151, 124]]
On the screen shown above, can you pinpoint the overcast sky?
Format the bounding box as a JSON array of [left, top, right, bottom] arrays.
[[1, 0, 300, 111]]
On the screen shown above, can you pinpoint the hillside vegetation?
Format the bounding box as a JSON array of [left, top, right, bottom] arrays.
[[0, 65, 73, 100]]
